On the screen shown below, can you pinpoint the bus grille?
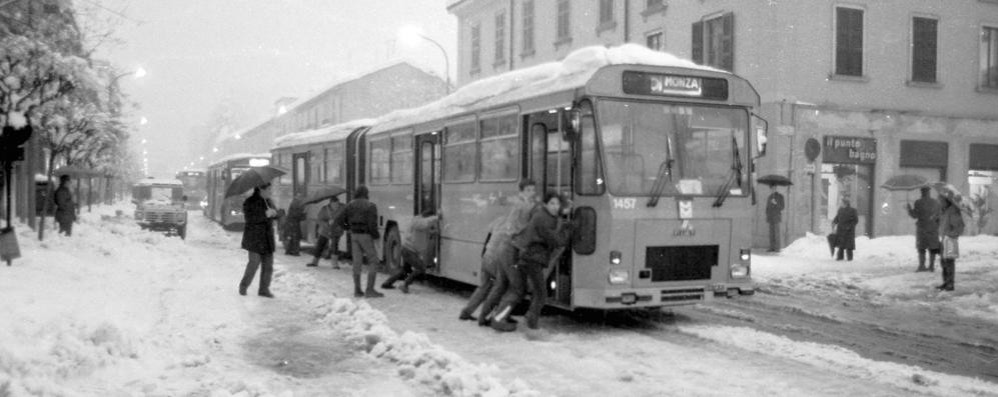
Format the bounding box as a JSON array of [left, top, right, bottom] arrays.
[[143, 212, 182, 223], [646, 245, 718, 282], [660, 288, 706, 303]]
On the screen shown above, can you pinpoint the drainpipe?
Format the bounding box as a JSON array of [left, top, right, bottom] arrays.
[[623, 0, 630, 43], [509, 0, 515, 71]]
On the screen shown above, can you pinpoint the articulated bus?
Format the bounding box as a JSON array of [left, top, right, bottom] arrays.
[[272, 45, 767, 310], [271, 119, 376, 246], [175, 169, 207, 210], [205, 153, 272, 229]]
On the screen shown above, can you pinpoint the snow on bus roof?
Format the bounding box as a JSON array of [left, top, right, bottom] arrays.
[[370, 44, 724, 133], [273, 118, 377, 149], [134, 178, 183, 186], [207, 152, 272, 166]]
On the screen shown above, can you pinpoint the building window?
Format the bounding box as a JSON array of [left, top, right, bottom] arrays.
[[470, 23, 481, 73], [522, 0, 535, 56], [599, 0, 615, 29], [981, 26, 998, 89], [691, 12, 734, 71], [911, 16, 938, 83], [835, 6, 864, 77], [646, 31, 663, 51], [641, 0, 666, 19], [556, 0, 571, 43], [494, 11, 506, 66]]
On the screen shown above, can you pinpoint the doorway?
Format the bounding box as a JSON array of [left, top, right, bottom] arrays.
[[415, 132, 441, 271], [820, 163, 873, 237]]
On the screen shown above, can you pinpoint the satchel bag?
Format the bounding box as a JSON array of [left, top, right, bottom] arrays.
[[942, 235, 959, 259]]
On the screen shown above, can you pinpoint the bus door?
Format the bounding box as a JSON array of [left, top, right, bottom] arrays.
[[524, 110, 574, 307], [415, 132, 441, 272], [292, 152, 310, 197]]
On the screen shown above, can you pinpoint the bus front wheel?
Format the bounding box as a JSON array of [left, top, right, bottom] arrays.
[[383, 226, 402, 274]]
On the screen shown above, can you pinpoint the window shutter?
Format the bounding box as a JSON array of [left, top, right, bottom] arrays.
[[835, 8, 863, 76], [912, 17, 937, 83], [721, 12, 735, 71], [692, 21, 703, 64]]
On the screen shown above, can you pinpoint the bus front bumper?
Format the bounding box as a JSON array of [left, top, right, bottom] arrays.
[[574, 284, 755, 309]]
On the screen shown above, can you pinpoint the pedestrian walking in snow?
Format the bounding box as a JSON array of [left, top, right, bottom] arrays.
[[54, 174, 76, 236], [907, 186, 941, 272], [832, 199, 858, 261], [282, 192, 306, 256], [937, 192, 965, 291], [382, 209, 439, 293], [334, 185, 383, 298], [238, 183, 279, 298], [766, 186, 785, 252], [466, 179, 538, 326], [306, 196, 345, 268], [491, 191, 573, 332]]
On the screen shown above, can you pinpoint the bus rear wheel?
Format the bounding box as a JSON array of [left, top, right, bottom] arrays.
[[383, 226, 402, 274]]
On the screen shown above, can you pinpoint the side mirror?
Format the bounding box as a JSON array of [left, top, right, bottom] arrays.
[[753, 114, 769, 158]]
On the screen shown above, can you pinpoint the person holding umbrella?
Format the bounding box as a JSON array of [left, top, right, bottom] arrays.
[[765, 185, 785, 252], [238, 183, 280, 298], [906, 186, 940, 272]]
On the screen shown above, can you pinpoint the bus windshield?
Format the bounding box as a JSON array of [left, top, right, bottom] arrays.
[[597, 100, 748, 197]]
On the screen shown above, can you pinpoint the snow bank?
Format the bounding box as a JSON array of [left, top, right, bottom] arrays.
[[285, 270, 540, 397]]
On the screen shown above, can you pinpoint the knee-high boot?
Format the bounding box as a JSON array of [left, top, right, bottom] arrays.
[[365, 271, 384, 298], [353, 274, 364, 297]]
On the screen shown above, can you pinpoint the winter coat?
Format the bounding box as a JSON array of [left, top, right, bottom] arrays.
[[241, 193, 277, 254], [317, 201, 345, 238], [335, 198, 379, 239], [832, 206, 859, 250], [54, 184, 75, 224], [765, 191, 785, 224], [403, 215, 439, 265], [512, 209, 572, 268], [907, 196, 941, 250], [938, 203, 965, 239]]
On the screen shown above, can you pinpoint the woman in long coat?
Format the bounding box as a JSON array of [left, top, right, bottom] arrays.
[[832, 199, 859, 261], [239, 183, 279, 298], [937, 193, 965, 291]]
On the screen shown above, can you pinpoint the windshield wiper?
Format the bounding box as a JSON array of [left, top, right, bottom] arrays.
[[711, 133, 743, 208], [646, 137, 674, 208]]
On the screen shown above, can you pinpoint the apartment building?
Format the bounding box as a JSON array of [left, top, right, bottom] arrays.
[[448, 0, 998, 245]]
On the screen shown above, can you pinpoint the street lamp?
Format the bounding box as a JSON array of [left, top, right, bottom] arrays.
[[398, 25, 451, 94]]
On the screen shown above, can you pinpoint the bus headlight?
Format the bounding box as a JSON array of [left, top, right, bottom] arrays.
[[740, 248, 751, 262], [609, 250, 622, 265], [608, 270, 630, 285], [200, 199, 207, 209], [731, 263, 750, 278], [230, 209, 242, 216]]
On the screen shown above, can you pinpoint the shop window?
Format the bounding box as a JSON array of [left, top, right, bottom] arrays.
[[969, 143, 998, 234]]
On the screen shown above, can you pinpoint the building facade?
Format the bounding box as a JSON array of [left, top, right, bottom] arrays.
[[211, 62, 449, 161], [448, 0, 998, 246]]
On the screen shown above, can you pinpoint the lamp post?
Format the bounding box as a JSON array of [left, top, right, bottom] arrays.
[[398, 26, 451, 94], [106, 67, 146, 115]]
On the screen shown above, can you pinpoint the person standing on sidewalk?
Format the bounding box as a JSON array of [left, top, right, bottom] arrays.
[[54, 174, 76, 236], [832, 199, 858, 261], [334, 185, 383, 298], [907, 186, 940, 272], [937, 192, 965, 291], [238, 183, 279, 298], [765, 185, 784, 252]]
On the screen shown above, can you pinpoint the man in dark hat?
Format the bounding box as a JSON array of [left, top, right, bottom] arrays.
[[906, 186, 940, 272], [765, 185, 785, 252], [832, 199, 859, 261]]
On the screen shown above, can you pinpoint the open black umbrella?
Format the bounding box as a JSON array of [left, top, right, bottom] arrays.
[[224, 165, 288, 198], [757, 174, 793, 186], [881, 174, 927, 191], [303, 185, 347, 205]]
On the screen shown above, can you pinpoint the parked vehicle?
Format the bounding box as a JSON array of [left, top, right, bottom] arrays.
[[132, 178, 188, 239]]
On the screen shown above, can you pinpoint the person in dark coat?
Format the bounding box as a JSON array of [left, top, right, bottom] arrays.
[[54, 174, 76, 236], [239, 183, 279, 298], [306, 195, 345, 268], [283, 193, 306, 256], [334, 185, 383, 298], [832, 199, 859, 261], [937, 193, 965, 291], [467, 179, 538, 326], [382, 209, 439, 293], [491, 191, 573, 332], [765, 186, 785, 252], [906, 186, 941, 272]]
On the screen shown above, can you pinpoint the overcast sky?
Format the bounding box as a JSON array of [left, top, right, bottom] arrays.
[[88, 0, 457, 177]]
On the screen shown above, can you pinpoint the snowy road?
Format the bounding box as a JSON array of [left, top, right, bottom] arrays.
[[3, 204, 997, 396]]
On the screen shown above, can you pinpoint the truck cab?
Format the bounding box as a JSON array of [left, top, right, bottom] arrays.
[[132, 179, 188, 239]]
